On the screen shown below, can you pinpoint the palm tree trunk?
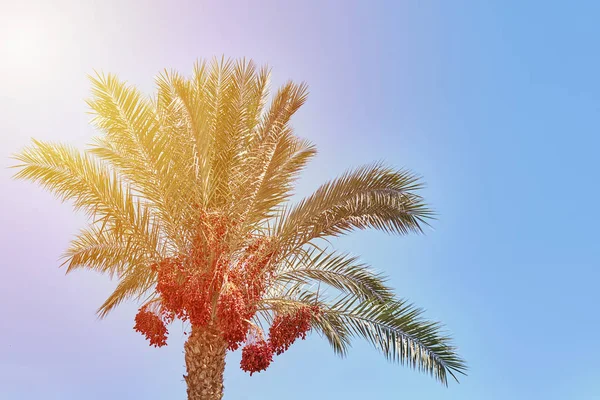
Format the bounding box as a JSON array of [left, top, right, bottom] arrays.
[[184, 326, 227, 400]]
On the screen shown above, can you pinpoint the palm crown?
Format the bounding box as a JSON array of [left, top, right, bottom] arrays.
[[12, 58, 466, 399]]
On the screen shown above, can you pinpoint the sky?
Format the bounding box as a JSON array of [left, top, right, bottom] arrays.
[[1, 0, 599, 399]]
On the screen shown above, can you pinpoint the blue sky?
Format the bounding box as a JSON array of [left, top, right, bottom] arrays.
[[1, 1, 599, 399]]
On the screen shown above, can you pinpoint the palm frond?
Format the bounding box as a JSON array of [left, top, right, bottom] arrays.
[[235, 128, 317, 226], [259, 287, 353, 357], [60, 220, 163, 278], [255, 80, 308, 143], [261, 288, 466, 385], [86, 71, 160, 177], [274, 163, 433, 257], [61, 225, 142, 277], [97, 265, 156, 318], [274, 248, 394, 303], [205, 57, 243, 208], [244, 65, 271, 134], [13, 140, 138, 229], [87, 73, 193, 246], [164, 67, 213, 199], [326, 295, 467, 385]]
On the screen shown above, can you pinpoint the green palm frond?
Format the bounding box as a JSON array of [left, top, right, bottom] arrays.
[[326, 295, 466, 385], [274, 163, 433, 257], [274, 248, 394, 303], [261, 290, 466, 385], [259, 288, 353, 357]]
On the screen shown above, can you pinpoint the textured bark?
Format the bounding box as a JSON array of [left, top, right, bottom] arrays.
[[184, 326, 227, 400]]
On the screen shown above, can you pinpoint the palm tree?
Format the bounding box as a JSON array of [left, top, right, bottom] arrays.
[[12, 58, 466, 400]]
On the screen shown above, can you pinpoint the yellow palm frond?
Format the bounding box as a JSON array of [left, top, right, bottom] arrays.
[[209, 58, 259, 208], [61, 221, 162, 278], [13, 140, 138, 229], [255, 80, 308, 143], [87, 73, 194, 246], [234, 128, 317, 226], [87, 72, 159, 172], [97, 264, 156, 318]]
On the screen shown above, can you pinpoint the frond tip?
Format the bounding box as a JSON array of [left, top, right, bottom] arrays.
[[274, 162, 434, 259], [263, 292, 467, 385], [330, 297, 467, 385]]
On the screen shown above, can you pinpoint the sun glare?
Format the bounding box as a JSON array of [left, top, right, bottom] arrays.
[[0, 15, 64, 78]]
